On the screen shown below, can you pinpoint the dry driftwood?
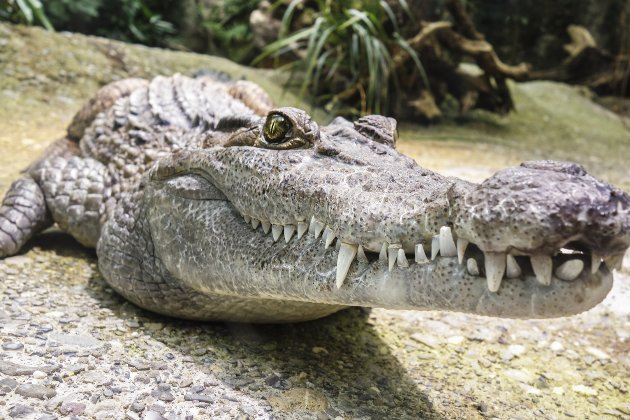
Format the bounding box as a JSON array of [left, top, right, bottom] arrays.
[[391, 0, 531, 119], [529, 25, 630, 96]]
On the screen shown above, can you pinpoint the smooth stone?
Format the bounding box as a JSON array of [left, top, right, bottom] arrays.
[[8, 403, 35, 418], [15, 383, 56, 400], [0, 377, 19, 390], [144, 411, 167, 420], [0, 360, 59, 376], [59, 401, 87, 416], [184, 393, 214, 403], [2, 342, 24, 350], [48, 332, 103, 348]]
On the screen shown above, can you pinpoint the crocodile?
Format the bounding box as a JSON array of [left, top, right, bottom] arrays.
[[0, 74, 629, 323]]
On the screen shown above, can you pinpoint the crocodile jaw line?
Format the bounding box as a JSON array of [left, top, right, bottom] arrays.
[[232, 210, 615, 318], [147, 183, 617, 319]]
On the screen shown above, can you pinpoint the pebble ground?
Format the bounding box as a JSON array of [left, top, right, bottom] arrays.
[[1, 233, 628, 419]]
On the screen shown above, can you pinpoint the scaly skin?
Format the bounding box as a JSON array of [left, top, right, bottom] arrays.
[[1, 74, 629, 322]]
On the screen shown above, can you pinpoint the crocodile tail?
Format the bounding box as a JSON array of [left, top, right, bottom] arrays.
[[227, 80, 274, 116]]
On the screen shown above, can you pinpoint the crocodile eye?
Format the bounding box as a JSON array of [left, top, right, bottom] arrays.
[[256, 107, 319, 150], [263, 113, 292, 144]]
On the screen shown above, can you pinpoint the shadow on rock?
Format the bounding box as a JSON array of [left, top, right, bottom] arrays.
[[15, 226, 441, 417], [26, 229, 96, 260], [81, 266, 442, 419]]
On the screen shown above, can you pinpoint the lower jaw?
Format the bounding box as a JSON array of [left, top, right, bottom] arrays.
[[314, 257, 614, 319]]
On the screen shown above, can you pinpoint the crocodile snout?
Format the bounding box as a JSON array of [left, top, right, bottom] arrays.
[[447, 160, 630, 291], [453, 160, 630, 255]]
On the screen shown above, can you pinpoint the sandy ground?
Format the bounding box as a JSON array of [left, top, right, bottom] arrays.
[[0, 24, 629, 419]]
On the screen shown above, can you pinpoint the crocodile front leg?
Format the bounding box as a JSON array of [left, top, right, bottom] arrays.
[[0, 155, 112, 257], [30, 156, 111, 248], [0, 177, 52, 257], [0, 137, 83, 257]]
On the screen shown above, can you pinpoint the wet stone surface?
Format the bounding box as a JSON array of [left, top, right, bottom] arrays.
[[0, 23, 629, 419]]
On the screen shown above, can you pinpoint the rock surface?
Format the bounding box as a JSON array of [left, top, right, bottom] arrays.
[[0, 23, 629, 419]]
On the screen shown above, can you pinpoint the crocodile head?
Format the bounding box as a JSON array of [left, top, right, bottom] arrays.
[[146, 107, 630, 320]]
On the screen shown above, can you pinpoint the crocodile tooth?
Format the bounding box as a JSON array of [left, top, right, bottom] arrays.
[[555, 259, 584, 281], [591, 253, 602, 274], [271, 224, 283, 242], [415, 243, 428, 263], [324, 227, 335, 249], [243, 215, 251, 224], [336, 242, 358, 288], [251, 218, 260, 230], [388, 245, 400, 271], [397, 249, 409, 268], [314, 223, 325, 239], [379, 242, 388, 262], [604, 255, 623, 270], [284, 224, 296, 242], [505, 254, 522, 278], [457, 239, 469, 264], [357, 245, 368, 263], [439, 226, 457, 257], [297, 222, 308, 239], [431, 236, 440, 260], [484, 252, 506, 292], [531, 255, 552, 286], [261, 221, 271, 234], [467, 258, 480, 276], [309, 216, 325, 239]]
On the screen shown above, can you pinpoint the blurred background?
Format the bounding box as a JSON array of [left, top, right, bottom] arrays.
[[2, 0, 629, 121]]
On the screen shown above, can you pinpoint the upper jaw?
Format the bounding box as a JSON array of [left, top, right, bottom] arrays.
[[234, 159, 629, 304]]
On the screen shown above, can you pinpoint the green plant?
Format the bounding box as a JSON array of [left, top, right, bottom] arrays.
[[0, 0, 54, 30], [0, 0, 176, 47], [105, 0, 175, 44], [201, 0, 260, 62], [254, 0, 426, 115], [45, 0, 100, 27]]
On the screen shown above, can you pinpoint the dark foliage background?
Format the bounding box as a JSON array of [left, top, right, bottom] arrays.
[[472, 0, 629, 69], [2, 0, 628, 118], [0, 0, 179, 46]]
